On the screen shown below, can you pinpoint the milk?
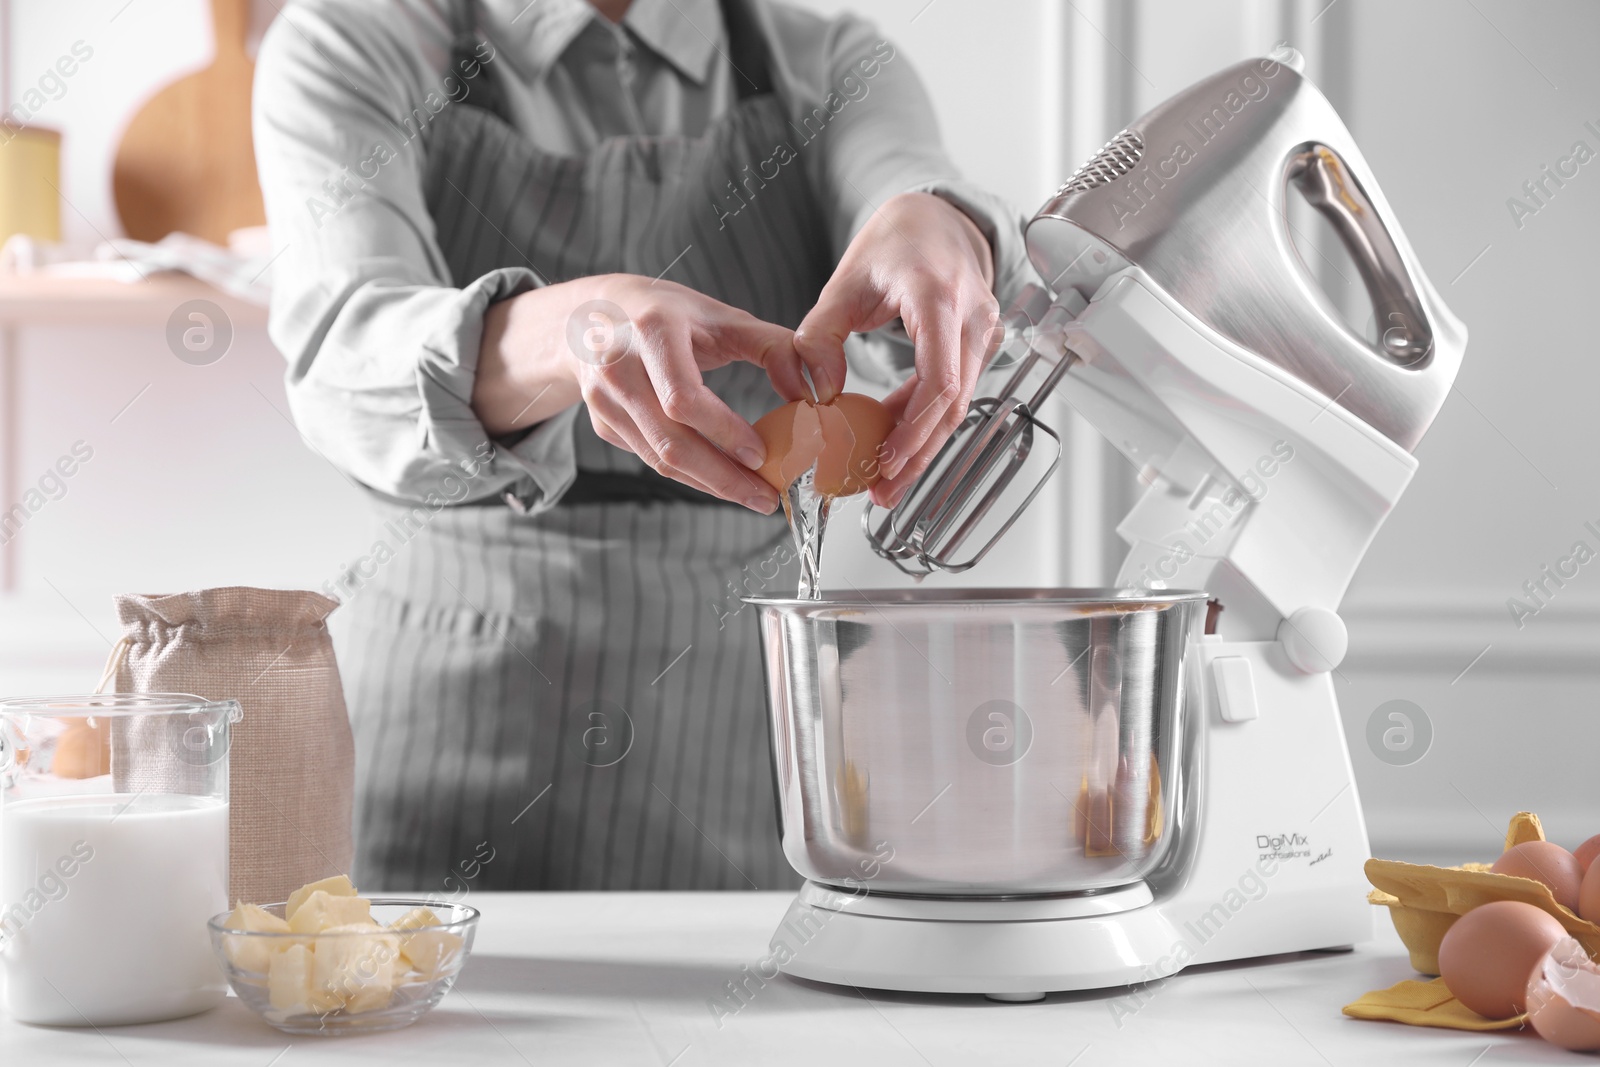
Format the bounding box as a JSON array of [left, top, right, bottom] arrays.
[[0, 792, 229, 1025]]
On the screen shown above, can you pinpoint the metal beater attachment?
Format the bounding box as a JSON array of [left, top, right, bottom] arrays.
[[863, 286, 1075, 576]]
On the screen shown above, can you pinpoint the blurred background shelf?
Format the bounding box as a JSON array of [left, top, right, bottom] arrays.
[[0, 274, 266, 327]]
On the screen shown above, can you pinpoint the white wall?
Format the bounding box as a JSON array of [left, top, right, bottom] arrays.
[[0, 319, 375, 691], [1321, 0, 1600, 860], [2, 0, 1596, 862]]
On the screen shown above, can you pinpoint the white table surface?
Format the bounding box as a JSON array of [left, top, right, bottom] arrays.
[[0, 891, 1576, 1066]]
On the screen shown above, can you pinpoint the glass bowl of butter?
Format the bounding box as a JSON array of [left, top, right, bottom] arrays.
[[207, 875, 478, 1034]]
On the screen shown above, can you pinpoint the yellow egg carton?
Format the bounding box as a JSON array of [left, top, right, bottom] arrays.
[[1366, 811, 1600, 974]]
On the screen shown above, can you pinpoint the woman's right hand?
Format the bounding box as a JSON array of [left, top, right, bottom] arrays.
[[474, 274, 813, 513]]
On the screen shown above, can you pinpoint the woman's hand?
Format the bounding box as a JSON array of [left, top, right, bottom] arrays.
[[474, 274, 812, 513], [793, 192, 1000, 508]]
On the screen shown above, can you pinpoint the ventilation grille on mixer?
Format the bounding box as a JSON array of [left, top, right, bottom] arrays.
[[1058, 129, 1145, 195]]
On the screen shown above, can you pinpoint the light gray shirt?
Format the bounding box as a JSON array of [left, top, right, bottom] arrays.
[[254, 0, 1032, 507]]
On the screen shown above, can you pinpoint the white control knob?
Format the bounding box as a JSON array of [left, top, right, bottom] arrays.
[[1277, 607, 1348, 674]]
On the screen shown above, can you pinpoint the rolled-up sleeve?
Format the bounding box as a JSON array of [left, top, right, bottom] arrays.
[[254, 2, 576, 508]]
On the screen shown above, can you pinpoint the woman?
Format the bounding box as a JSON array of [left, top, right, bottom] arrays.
[[254, 0, 1031, 891]]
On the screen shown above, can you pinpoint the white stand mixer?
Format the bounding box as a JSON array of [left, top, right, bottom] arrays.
[[762, 49, 1466, 999]]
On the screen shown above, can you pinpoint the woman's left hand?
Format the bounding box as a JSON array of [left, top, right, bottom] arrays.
[[793, 192, 999, 508]]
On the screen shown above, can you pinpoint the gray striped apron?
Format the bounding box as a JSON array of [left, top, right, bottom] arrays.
[[338, 0, 833, 891]]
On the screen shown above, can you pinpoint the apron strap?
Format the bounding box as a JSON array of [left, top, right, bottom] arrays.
[[717, 0, 775, 100], [451, 0, 514, 123]]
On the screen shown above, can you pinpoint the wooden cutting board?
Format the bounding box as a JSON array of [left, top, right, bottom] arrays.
[[112, 0, 265, 243]]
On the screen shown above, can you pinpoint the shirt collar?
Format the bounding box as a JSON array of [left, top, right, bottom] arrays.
[[623, 0, 722, 85], [482, 0, 724, 86]]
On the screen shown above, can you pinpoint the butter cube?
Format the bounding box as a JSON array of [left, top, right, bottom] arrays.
[[222, 902, 293, 974], [285, 874, 358, 920], [389, 905, 443, 933], [389, 906, 464, 978], [268, 943, 339, 1015], [313, 923, 400, 1014], [288, 890, 372, 935]]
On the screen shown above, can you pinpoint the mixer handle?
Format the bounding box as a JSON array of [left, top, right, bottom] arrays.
[[1287, 144, 1433, 367]]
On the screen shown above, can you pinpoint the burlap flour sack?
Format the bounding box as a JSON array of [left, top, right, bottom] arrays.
[[105, 588, 354, 905]]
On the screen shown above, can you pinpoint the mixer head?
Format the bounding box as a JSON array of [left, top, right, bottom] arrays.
[[1027, 45, 1464, 453], [865, 47, 1466, 581]]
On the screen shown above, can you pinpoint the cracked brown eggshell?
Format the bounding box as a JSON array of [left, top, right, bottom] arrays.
[[1527, 937, 1600, 1051], [753, 393, 893, 498]]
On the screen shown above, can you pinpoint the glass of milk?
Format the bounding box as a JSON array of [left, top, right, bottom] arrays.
[[0, 693, 241, 1026]]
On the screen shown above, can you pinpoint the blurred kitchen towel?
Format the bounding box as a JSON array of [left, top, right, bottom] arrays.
[[105, 588, 354, 904]]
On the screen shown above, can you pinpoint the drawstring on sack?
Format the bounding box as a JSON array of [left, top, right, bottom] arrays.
[[95, 636, 133, 695]]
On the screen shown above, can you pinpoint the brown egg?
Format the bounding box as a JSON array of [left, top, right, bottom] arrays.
[[1526, 937, 1600, 1051], [51, 720, 111, 779], [1438, 900, 1568, 1019], [1492, 841, 1585, 912], [1580, 856, 1600, 925], [815, 393, 895, 497], [752, 393, 894, 498], [753, 400, 823, 494], [1575, 834, 1600, 873]]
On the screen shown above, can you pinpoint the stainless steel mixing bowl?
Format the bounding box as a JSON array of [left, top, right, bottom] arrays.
[[747, 588, 1206, 898]]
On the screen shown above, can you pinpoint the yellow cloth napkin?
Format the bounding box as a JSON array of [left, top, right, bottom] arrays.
[[1343, 977, 1526, 1031]]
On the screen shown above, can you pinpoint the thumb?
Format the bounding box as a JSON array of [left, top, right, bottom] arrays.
[[794, 277, 896, 403]]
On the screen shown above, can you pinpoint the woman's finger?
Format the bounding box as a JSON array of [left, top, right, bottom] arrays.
[[598, 360, 778, 513], [792, 270, 896, 403], [943, 295, 999, 435], [870, 407, 964, 509], [878, 375, 917, 420], [587, 396, 728, 502], [634, 316, 770, 470], [965, 296, 1003, 389], [877, 298, 964, 481], [706, 308, 813, 403], [868, 298, 996, 508], [587, 394, 663, 468], [589, 411, 628, 451]]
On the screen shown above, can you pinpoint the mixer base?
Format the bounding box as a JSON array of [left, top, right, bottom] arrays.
[[773, 882, 1187, 996]]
